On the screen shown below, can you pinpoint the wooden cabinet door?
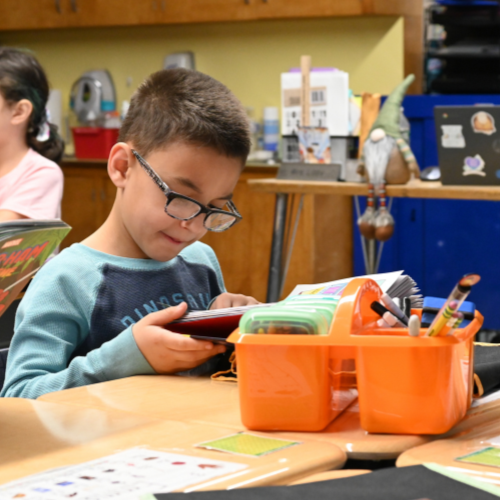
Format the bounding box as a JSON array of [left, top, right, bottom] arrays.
[[179, 0, 256, 23], [255, 0, 364, 20], [61, 172, 101, 249], [64, 0, 185, 28], [73, 0, 255, 26], [0, 0, 70, 31]]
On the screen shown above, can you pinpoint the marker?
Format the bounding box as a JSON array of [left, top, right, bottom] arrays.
[[408, 314, 420, 337], [377, 318, 392, 328], [370, 301, 406, 327], [403, 297, 412, 319], [426, 273, 481, 337], [381, 293, 409, 325], [382, 311, 403, 327]]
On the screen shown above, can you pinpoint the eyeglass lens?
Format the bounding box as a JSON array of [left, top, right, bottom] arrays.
[[166, 198, 237, 231], [167, 197, 201, 219], [205, 212, 237, 231]]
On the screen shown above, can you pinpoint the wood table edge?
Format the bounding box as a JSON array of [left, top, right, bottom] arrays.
[[247, 179, 500, 201]]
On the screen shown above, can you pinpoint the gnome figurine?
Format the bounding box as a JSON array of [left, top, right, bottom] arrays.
[[357, 74, 420, 242]]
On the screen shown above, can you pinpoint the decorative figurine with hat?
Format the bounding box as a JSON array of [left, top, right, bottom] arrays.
[[357, 74, 420, 242]]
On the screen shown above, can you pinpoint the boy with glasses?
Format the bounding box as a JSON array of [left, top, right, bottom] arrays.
[[2, 69, 259, 399]]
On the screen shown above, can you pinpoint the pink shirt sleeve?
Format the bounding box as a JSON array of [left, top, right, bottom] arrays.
[[0, 150, 64, 220]]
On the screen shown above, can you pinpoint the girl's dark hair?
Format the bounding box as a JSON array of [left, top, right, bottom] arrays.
[[0, 48, 64, 163]]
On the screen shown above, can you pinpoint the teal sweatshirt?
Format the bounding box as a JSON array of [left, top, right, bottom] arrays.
[[1, 242, 226, 399]]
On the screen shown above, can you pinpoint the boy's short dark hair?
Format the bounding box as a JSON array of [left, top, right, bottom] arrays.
[[119, 69, 251, 162]]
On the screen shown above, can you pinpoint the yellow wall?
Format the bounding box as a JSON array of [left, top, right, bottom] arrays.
[[0, 16, 403, 128]]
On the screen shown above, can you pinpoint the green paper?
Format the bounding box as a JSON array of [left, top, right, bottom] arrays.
[[196, 432, 300, 457], [425, 463, 500, 497], [456, 447, 500, 468]]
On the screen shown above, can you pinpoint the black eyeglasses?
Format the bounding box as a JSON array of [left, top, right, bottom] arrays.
[[132, 150, 242, 232]]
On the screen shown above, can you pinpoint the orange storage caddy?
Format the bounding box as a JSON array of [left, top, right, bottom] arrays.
[[328, 278, 483, 435], [228, 278, 483, 435]]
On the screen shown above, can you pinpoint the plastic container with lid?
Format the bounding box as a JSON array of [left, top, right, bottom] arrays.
[[239, 307, 329, 336], [275, 303, 336, 327], [285, 295, 339, 305], [285, 295, 339, 309]]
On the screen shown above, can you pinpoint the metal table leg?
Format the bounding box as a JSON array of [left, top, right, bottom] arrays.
[[266, 193, 288, 303], [279, 194, 304, 298]]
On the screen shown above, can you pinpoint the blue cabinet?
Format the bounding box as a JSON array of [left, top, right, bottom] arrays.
[[354, 94, 500, 328]]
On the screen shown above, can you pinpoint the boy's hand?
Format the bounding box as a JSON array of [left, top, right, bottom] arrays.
[[132, 302, 226, 374], [210, 292, 260, 309]]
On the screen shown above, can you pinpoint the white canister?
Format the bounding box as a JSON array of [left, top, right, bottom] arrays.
[[47, 89, 62, 133], [263, 106, 279, 152]]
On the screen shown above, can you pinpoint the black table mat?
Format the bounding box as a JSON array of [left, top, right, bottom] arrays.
[[475, 344, 500, 395], [153, 465, 498, 500]]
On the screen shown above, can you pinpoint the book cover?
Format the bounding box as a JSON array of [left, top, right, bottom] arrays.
[[0, 220, 71, 318]]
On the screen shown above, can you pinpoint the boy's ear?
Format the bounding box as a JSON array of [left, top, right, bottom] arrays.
[[108, 143, 133, 188], [10, 99, 33, 126]]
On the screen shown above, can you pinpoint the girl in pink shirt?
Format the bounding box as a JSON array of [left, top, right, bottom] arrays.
[[0, 48, 64, 222]]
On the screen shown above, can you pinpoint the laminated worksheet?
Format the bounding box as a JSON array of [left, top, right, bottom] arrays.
[[0, 448, 247, 499]]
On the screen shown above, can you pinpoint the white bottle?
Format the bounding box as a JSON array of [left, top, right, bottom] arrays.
[[263, 107, 279, 152]]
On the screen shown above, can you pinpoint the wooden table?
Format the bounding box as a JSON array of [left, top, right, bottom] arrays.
[[248, 178, 500, 201], [39, 375, 431, 461], [397, 407, 500, 486], [0, 398, 345, 489], [290, 469, 371, 485], [248, 178, 500, 301]]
